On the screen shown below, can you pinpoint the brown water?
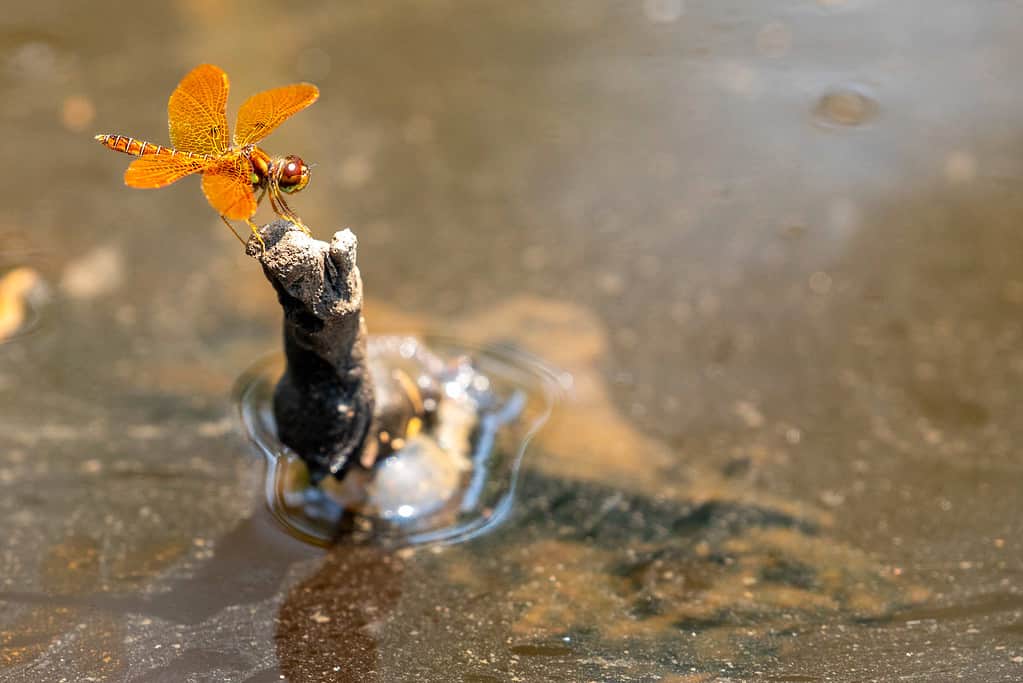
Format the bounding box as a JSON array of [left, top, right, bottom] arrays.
[[2, 1, 1023, 680]]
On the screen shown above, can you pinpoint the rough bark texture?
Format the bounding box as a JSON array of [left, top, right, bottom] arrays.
[[247, 221, 375, 482]]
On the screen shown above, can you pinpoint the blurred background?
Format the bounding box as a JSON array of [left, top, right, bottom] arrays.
[[2, 1, 1023, 680]]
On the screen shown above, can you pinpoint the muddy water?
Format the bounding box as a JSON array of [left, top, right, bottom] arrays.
[[2, 1, 1023, 680]]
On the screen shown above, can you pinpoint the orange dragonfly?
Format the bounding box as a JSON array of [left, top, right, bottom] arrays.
[[95, 64, 319, 245]]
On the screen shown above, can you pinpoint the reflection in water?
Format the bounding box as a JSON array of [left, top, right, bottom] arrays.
[[276, 546, 406, 683]]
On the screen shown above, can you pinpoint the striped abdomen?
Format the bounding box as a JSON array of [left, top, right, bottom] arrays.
[[94, 134, 212, 161]]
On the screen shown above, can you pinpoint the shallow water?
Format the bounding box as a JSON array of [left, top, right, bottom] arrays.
[[237, 337, 560, 547], [2, 1, 1023, 681]]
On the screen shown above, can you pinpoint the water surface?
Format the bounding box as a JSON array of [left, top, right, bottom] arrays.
[[1, 1, 1022, 680]]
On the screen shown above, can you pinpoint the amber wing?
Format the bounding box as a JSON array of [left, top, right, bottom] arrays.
[[168, 64, 231, 156], [124, 155, 212, 188], [234, 84, 319, 147], [201, 155, 257, 220]]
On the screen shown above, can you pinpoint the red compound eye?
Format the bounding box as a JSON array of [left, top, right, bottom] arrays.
[[278, 155, 310, 193]]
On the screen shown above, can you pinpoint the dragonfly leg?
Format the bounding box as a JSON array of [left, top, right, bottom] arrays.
[[246, 219, 266, 253], [219, 215, 247, 246], [269, 183, 311, 235], [267, 189, 282, 217]]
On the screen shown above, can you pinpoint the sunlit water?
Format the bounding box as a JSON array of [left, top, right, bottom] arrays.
[[0, 267, 47, 344], [236, 336, 562, 546]]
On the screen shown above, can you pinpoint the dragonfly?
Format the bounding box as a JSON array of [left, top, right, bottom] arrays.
[[95, 64, 319, 246]]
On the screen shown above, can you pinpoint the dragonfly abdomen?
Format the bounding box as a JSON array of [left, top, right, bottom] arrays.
[[94, 134, 211, 160]]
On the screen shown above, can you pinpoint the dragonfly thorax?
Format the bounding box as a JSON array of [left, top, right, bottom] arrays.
[[247, 147, 273, 187]]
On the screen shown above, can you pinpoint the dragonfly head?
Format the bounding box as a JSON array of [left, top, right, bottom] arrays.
[[275, 155, 311, 194]]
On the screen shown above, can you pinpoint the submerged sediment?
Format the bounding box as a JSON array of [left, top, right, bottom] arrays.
[[247, 221, 375, 482]]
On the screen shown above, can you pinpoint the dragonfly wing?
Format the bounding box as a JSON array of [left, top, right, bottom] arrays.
[[201, 155, 257, 220], [234, 83, 319, 147], [168, 64, 231, 156], [124, 155, 210, 188]]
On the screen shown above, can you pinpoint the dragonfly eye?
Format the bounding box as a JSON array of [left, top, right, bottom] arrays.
[[277, 155, 310, 193]]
